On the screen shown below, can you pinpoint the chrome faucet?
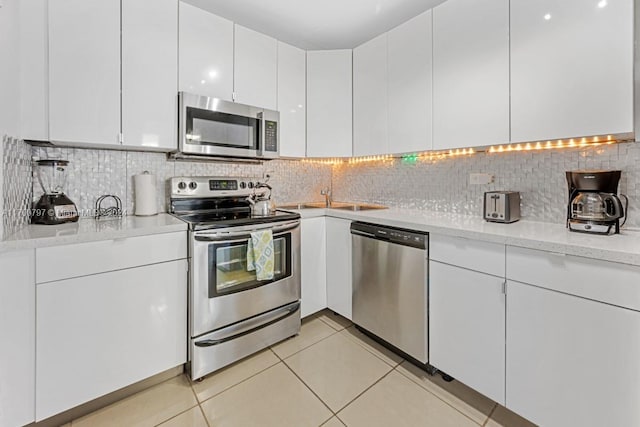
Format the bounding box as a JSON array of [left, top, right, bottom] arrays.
[[320, 187, 332, 208]]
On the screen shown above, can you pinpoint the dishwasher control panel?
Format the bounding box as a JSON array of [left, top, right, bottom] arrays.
[[350, 222, 427, 249]]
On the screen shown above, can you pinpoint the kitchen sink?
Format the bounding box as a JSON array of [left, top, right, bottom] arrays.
[[277, 202, 325, 210], [331, 204, 388, 211]]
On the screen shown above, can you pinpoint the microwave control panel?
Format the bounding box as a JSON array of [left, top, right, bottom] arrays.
[[264, 120, 278, 152]]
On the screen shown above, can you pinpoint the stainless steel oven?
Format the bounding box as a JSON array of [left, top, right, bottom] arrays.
[[169, 176, 301, 380], [178, 92, 279, 160]]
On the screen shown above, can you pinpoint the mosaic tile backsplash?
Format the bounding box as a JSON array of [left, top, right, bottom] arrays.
[[3, 139, 640, 236], [332, 142, 640, 229]]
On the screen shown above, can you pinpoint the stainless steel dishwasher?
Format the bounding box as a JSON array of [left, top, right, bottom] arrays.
[[351, 222, 428, 363]]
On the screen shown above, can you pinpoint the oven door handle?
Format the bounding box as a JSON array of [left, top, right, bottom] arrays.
[[194, 302, 300, 347], [194, 221, 300, 242]]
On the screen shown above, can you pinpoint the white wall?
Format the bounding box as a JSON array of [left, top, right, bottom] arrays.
[[0, 0, 22, 239]]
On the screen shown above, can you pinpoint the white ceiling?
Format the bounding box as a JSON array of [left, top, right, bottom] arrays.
[[182, 0, 446, 50]]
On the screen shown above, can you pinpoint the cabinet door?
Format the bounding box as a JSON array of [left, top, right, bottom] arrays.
[[178, 2, 233, 101], [326, 217, 352, 320], [122, 0, 177, 150], [388, 10, 433, 154], [277, 41, 306, 157], [0, 250, 35, 427], [234, 25, 277, 110], [506, 281, 640, 427], [511, 0, 633, 143], [353, 33, 388, 156], [48, 0, 120, 145], [36, 260, 187, 421], [306, 50, 353, 158], [429, 261, 505, 404], [433, 0, 509, 149], [300, 217, 327, 317]]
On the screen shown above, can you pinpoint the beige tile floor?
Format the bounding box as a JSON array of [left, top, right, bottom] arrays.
[[65, 310, 537, 427]]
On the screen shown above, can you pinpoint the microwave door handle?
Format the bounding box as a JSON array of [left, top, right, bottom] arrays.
[[257, 111, 265, 155]]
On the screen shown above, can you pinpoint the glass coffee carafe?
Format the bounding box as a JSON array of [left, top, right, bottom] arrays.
[[32, 160, 79, 225], [571, 192, 623, 221]]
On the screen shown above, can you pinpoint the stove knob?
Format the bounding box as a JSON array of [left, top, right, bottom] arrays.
[[239, 181, 247, 189], [177, 181, 187, 190], [248, 182, 254, 189], [189, 181, 198, 190]]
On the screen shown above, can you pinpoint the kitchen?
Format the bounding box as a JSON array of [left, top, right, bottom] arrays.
[[1, 0, 639, 426]]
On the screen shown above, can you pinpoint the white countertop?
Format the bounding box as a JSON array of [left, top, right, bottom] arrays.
[[286, 206, 640, 267], [0, 214, 187, 251]]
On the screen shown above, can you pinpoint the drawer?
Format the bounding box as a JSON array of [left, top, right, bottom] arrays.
[[430, 233, 505, 276], [506, 246, 640, 311], [36, 231, 187, 283]]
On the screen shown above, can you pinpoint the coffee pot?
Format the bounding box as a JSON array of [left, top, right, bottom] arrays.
[[566, 170, 628, 234], [246, 183, 275, 216]]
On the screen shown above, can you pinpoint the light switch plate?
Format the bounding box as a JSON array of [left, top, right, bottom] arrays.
[[470, 173, 494, 185]]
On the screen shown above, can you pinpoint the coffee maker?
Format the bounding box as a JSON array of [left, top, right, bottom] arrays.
[[31, 160, 79, 225], [566, 170, 627, 235]]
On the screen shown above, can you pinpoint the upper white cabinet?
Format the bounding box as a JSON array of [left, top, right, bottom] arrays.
[[48, 0, 121, 146], [234, 25, 277, 110], [353, 33, 388, 156], [19, 0, 48, 142], [387, 10, 433, 154], [277, 42, 306, 157], [432, 0, 509, 150], [510, 0, 634, 143], [178, 1, 234, 101], [122, 0, 177, 150], [0, 250, 35, 427], [306, 50, 353, 158]]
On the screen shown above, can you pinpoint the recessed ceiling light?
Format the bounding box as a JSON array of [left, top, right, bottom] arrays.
[[544, 13, 552, 20], [598, 0, 607, 8]]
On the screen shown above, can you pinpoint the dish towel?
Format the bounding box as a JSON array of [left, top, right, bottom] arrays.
[[246, 229, 275, 281]]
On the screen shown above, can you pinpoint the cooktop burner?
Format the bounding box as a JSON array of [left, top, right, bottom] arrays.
[[168, 176, 300, 231]]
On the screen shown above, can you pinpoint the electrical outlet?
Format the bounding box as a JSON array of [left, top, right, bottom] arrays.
[[470, 173, 494, 185]]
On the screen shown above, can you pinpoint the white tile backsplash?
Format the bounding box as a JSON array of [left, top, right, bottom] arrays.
[[3, 140, 640, 236]]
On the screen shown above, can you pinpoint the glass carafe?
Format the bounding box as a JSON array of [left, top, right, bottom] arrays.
[[35, 160, 69, 195]]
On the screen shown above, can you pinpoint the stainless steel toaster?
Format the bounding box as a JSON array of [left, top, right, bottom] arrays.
[[484, 191, 521, 223]]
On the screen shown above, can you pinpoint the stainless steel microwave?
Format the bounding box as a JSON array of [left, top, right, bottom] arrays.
[[178, 92, 279, 160]]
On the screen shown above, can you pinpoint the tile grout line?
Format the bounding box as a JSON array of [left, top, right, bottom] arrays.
[[280, 357, 337, 420], [270, 325, 340, 361], [332, 365, 397, 416], [392, 363, 490, 427], [482, 403, 499, 427]]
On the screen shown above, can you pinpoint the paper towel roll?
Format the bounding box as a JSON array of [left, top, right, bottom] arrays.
[[134, 171, 157, 216]]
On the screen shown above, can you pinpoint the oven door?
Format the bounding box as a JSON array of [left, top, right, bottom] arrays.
[[190, 220, 301, 337]]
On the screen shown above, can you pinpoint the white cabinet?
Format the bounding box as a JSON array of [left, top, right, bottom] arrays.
[[178, 1, 234, 101], [300, 217, 327, 317], [48, 0, 121, 146], [510, 0, 633, 143], [432, 0, 509, 149], [19, 0, 48, 141], [277, 41, 306, 157], [387, 10, 433, 154], [122, 0, 178, 150], [0, 250, 35, 427], [325, 217, 352, 320], [353, 33, 388, 156], [306, 50, 353, 158], [506, 280, 640, 427], [429, 234, 505, 404], [36, 260, 187, 421], [234, 25, 277, 110], [429, 261, 505, 404]]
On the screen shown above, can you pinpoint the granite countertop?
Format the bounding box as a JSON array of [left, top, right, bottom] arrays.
[[0, 213, 188, 251], [284, 206, 640, 267]]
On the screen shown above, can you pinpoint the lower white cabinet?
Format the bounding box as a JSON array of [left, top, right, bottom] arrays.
[[429, 261, 505, 404], [35, 259, 187, 420], [0, 250, 35, 427], [506, 280, 640, 427], [300, 217, 327, 317], [325, 217, 352, 320]]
